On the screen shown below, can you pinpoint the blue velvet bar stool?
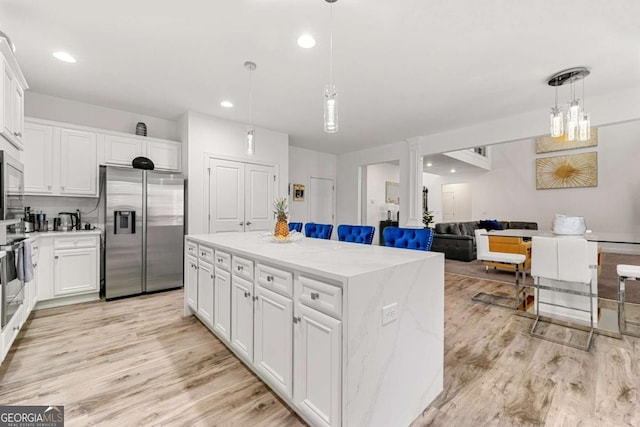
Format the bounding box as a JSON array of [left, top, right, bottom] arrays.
[[304, 223, 333, 240], [288, 222, 303, 233], [337, 225, 375, 245], [382, 227, 434, 251], [617, 264, 640, 337]]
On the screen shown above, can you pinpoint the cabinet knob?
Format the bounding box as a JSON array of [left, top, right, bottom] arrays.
[[239, 221, 244, 226], [310, 292, 320, 300], [252, 296, 258, 302], [237, 265, 243, 271], [210, 274, 213, 279], [14, 131, 22, 137], [293, 316, 301, 324], [244, 291, 250, 298], [54, 255, 59, 259], [217, 257, 223, 263], [266, 275, 274, 282], [246, 221, 252, 226]]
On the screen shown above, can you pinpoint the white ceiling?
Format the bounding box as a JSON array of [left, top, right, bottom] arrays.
[[2, 0, 639, 154]]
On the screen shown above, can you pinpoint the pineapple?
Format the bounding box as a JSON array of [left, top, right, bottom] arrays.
[[273, 197, 290, 238]]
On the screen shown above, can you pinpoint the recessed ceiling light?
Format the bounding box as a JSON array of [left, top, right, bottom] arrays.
[[220, 100, 233, 108], [426, 162, 433, 167], [450, 169, 456, 173], [53, 51, 76, 63], [297, 34, 316, 49]]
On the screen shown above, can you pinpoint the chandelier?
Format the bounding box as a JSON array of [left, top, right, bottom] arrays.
[[244, 61, 257, 155], [548, 67, 591, 141]]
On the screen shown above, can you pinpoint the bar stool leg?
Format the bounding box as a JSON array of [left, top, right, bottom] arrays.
[[619, 275, 626, 335]]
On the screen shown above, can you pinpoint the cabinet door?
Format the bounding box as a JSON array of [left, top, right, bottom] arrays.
[[53, 247, 98, 296], [294, 304, 342, 427], [213, 267, 231, 343], [60, 128, 98, 196], [231, 275, 254, 363], [209, 158, 245, 233], [11, 79, 23, 145], [23, 123, 55, 194], [105, 135, 145, 166], [197, 260, 214, 327], [186, 255, 198, 311], [244, 163, 274, 232], [36, 237, 54, 302], [254, 285, 293, 398], [146, 140, 181, 171], [1, 59, 14, 142]]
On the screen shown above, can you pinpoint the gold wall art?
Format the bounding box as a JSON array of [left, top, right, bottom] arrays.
[[535, 128, 598, 153], [536, 152, 598, 190]]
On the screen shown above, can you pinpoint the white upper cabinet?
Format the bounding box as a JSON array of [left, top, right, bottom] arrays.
[[0, 40, 28, 150], [104, 135, 145, 166], [60, 128, 98, 196], [23, 122, 54, 194], [104, 134, 181, 172], [146, 140, 181, 171], [22, 117, 182, 197]]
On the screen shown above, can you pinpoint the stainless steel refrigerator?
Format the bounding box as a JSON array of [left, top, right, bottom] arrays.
[[99, 166, 184, 300]]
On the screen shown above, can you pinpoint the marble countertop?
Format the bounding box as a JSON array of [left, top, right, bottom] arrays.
[[187, 231, 441, 281], [25, 229, 102, 240], [487, 229, 640, 244]]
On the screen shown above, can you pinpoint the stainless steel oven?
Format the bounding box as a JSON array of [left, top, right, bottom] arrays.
[[1, 239, 25, 329], [0, 151, 25, 231]]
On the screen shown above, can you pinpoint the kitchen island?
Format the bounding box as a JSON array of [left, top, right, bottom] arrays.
[[184, 231, 444, 427]]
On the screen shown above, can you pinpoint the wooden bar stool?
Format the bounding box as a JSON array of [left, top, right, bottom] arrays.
[[617, 264, 640, 337]]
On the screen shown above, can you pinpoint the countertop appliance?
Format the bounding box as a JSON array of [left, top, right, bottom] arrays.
[[98, 166, 184, 300], [1, 238, 25, 330], [57, 212, 78, 231]]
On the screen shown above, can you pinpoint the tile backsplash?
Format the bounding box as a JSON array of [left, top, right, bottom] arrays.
[[24, 196, 101, 229]]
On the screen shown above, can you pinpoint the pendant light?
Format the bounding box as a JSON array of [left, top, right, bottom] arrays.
[[547, 67, 591, 141], [324, 0, 338, 134], [244, 61, 257, 155]]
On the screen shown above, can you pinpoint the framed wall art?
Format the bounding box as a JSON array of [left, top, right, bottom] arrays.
[[535, 128, 598, 153], [293, 184, 305, 201], [536, 151, 598, 190]]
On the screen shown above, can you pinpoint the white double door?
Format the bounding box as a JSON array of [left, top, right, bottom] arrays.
[[209, 158, 275, 233]]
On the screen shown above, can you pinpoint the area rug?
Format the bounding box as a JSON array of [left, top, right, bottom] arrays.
[[445, 252, 640, 303]]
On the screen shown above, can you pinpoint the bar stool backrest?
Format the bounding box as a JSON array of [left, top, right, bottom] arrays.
[[531, 237, 590, 284]]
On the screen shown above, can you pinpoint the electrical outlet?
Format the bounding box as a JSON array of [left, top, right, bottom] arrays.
[[382, 303, 398, 325]]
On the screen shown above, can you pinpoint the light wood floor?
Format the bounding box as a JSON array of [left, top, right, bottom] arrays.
[[1, 275, 639, 426]]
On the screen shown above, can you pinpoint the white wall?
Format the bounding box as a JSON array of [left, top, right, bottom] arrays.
[[423, 172, 443, 223], [25, 92, 179, 141], [365, 163, 400, 244], [184, 110, 289, 234], [288, 146, 337, 224], [441, 183, 472, 222], [435, 119, 640, 232]]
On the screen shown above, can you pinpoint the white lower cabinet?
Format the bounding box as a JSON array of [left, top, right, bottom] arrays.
[[294, 303, 342, 427], [185, 238, 344, 425], [53, 246, 98, 296], [213, 267, 232, 343], [231, 274, 254, 363], [196, 260, 214, 327], [185, 255, 198, 311], [253, 284, 293, 398]]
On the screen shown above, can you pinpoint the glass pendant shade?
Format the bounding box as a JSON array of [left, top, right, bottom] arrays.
[[568, 100, 581, 124], [550, 107, 564, 137], [246, 128, 255, 155], [578, 113, 590, 141], [324, 85, 338, 133]]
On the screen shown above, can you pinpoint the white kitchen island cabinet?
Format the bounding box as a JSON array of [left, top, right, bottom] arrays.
[[184, 232, 444, 427]]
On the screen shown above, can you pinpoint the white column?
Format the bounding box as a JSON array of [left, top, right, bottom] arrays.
[[405, 140, 423, 228]]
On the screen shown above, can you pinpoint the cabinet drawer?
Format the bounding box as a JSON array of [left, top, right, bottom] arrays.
[[215, 250, 231, 271], [256, 264, 292, 298], [198, 245, 214, 263], [298, 276, 342, 319], [54, 236, 97, 249], [232, 256, 254, 281], [186, 241, 197, 257]]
